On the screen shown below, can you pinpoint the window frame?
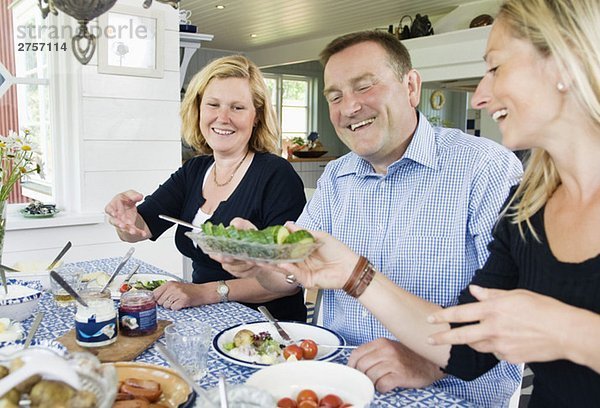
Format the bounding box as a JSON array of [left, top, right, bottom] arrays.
[[263, 73, 316, 142]]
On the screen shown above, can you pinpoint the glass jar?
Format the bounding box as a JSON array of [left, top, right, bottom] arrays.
[[75, 289, 118, 347], [119, 290, 157, 336]]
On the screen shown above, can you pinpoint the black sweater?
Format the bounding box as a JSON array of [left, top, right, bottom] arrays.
[[138, 152, 307, 321], [445, 195, 600, 407]]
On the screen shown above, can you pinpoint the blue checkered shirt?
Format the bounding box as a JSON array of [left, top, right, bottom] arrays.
[[297, 114, 523, 407]]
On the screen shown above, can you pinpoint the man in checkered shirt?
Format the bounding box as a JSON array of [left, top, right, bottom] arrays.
[[219, 30, 523, 407]]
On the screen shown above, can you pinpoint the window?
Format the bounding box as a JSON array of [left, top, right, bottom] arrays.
[[264, 74, 314, 142], [1, 2, 55, 204]]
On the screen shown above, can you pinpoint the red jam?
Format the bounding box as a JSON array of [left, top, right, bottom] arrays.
[[118, 289, 157, 336]]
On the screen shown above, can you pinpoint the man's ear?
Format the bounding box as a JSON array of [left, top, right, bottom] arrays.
[[406, 69, 422, 108]]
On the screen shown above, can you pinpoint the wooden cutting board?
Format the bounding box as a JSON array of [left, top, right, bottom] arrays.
[[57, 320, 171, 362]]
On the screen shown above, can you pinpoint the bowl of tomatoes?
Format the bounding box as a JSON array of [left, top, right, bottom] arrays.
[[245, 360, 374, 407]]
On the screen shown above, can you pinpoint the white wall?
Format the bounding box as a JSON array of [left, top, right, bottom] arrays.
[[5, 0, 183, 276]]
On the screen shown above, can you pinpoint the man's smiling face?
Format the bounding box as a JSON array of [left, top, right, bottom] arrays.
[[323, 41, 421, 172]]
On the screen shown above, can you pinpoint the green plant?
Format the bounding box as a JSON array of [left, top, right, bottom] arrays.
[[0, 129, 44, 201]]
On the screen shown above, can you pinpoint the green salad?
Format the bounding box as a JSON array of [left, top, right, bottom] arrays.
[[195, 222, 317, 261]]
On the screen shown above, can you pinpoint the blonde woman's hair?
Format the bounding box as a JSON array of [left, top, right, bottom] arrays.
[[180, 55, 280, 155], [497, 0, 600, 238]]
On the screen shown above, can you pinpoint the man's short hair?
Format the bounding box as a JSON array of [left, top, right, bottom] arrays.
[[319, 30, 412, 79]]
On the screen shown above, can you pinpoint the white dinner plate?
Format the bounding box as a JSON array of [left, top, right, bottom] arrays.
[[213, 320, 346, 369], [246, 360, 374, 408], [107, 273, 176, 299]]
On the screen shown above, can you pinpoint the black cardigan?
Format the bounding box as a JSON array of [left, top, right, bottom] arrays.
[[445, 190, 600, 407], [138, 152, 307, 321]]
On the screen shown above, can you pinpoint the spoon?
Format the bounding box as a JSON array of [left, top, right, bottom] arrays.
[[46, 241, 72, 270], [23, 312, 44, 349], [50, 270, 88, 307]]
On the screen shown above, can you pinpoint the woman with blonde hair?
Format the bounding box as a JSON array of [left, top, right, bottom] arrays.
[[105, 55, 307, 320], [238, 0, 599, 404]]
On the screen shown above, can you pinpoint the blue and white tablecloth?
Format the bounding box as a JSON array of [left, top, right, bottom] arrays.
[[21, 257, 474, 407]]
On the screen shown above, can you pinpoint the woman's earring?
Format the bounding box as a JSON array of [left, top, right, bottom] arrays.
[[557, 82, 566, 92]]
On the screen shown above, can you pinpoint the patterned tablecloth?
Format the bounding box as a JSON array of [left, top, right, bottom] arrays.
[[21, 257, 474, 407]]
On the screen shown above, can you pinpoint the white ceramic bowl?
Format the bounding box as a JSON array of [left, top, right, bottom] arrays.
[[5, 270, 51, 290], [0, 280, 43, 321], [0, 339, 68, 357], [6, 260, 62, 290], [245, 360, 374, 407]]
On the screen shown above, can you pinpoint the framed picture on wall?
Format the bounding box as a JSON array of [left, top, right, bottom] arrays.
[[98, 5, 164, 78]]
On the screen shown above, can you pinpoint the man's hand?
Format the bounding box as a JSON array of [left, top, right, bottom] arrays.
[[347, 338, 444, 393]]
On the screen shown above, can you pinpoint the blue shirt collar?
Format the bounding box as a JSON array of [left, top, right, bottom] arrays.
[[338, 111, 438, 177]]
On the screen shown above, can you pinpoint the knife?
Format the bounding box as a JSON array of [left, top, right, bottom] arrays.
[[258, 306, 294, 345], [50, 270, 88, 307], [101, 247, 135, 293], [47, 241, 72, 270], [0, 267, 7, 295], [24, 312, 44, 349]]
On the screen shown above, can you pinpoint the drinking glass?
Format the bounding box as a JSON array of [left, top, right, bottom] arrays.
[[49, 267, 83, 307], [164, 321, 211, 380]]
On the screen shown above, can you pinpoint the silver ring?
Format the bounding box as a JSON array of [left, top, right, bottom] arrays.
[[285, 274, 297, 284]]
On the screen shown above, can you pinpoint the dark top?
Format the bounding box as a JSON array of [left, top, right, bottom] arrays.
[[445, 189, 600, 407], [138, 152, 307, 321]]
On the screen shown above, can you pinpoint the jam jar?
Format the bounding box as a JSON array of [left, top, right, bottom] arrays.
[[75, 289, 118, 347], [119, 290, 157, 336]]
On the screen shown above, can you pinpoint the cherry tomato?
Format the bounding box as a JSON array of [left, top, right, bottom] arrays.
[[319, 394, 343, 407], [119, 283, 131, 293], [298, 401, 318, 408], [283, 344, 304, 361], [299, 339, 318, 360], [297, 389, 318, 404], [277, 397, 297, 408]]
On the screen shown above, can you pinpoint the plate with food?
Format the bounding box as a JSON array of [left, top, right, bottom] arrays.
[[246, 360, 374, 408], [186, 223, 321, 264], [19, 200, 60, 218], [109, 273, 175, 299], [213, 321, 346, 369], [111, 362, 195, 408], [83, 272, 175, 299]]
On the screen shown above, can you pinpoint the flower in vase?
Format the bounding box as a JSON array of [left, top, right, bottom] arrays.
[[0, 129, 44, 201]]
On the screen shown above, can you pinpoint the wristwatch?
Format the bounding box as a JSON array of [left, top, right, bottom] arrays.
[[216, 280, 230, 303]]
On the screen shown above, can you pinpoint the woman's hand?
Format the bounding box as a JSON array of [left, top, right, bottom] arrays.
[[153, 281, 207, 310], [427, 285, 574, 364], [274, 222, 360, 290], [105, 190, 151, 240]]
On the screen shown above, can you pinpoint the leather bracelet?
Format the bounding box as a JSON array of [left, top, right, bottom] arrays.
[[343, 256, 368, 294], [349, 262, 375, 298]]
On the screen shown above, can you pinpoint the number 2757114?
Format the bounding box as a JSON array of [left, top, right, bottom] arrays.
[[17, 42, 67, 52]]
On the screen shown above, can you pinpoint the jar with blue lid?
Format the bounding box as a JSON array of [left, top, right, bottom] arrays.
[[75, 289, 118, 347]]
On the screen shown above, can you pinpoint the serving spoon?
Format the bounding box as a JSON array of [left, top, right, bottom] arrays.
[[159, 214, 199, 230]]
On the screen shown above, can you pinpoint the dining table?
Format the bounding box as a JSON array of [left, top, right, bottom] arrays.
[[16, 257, 475, 407]]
